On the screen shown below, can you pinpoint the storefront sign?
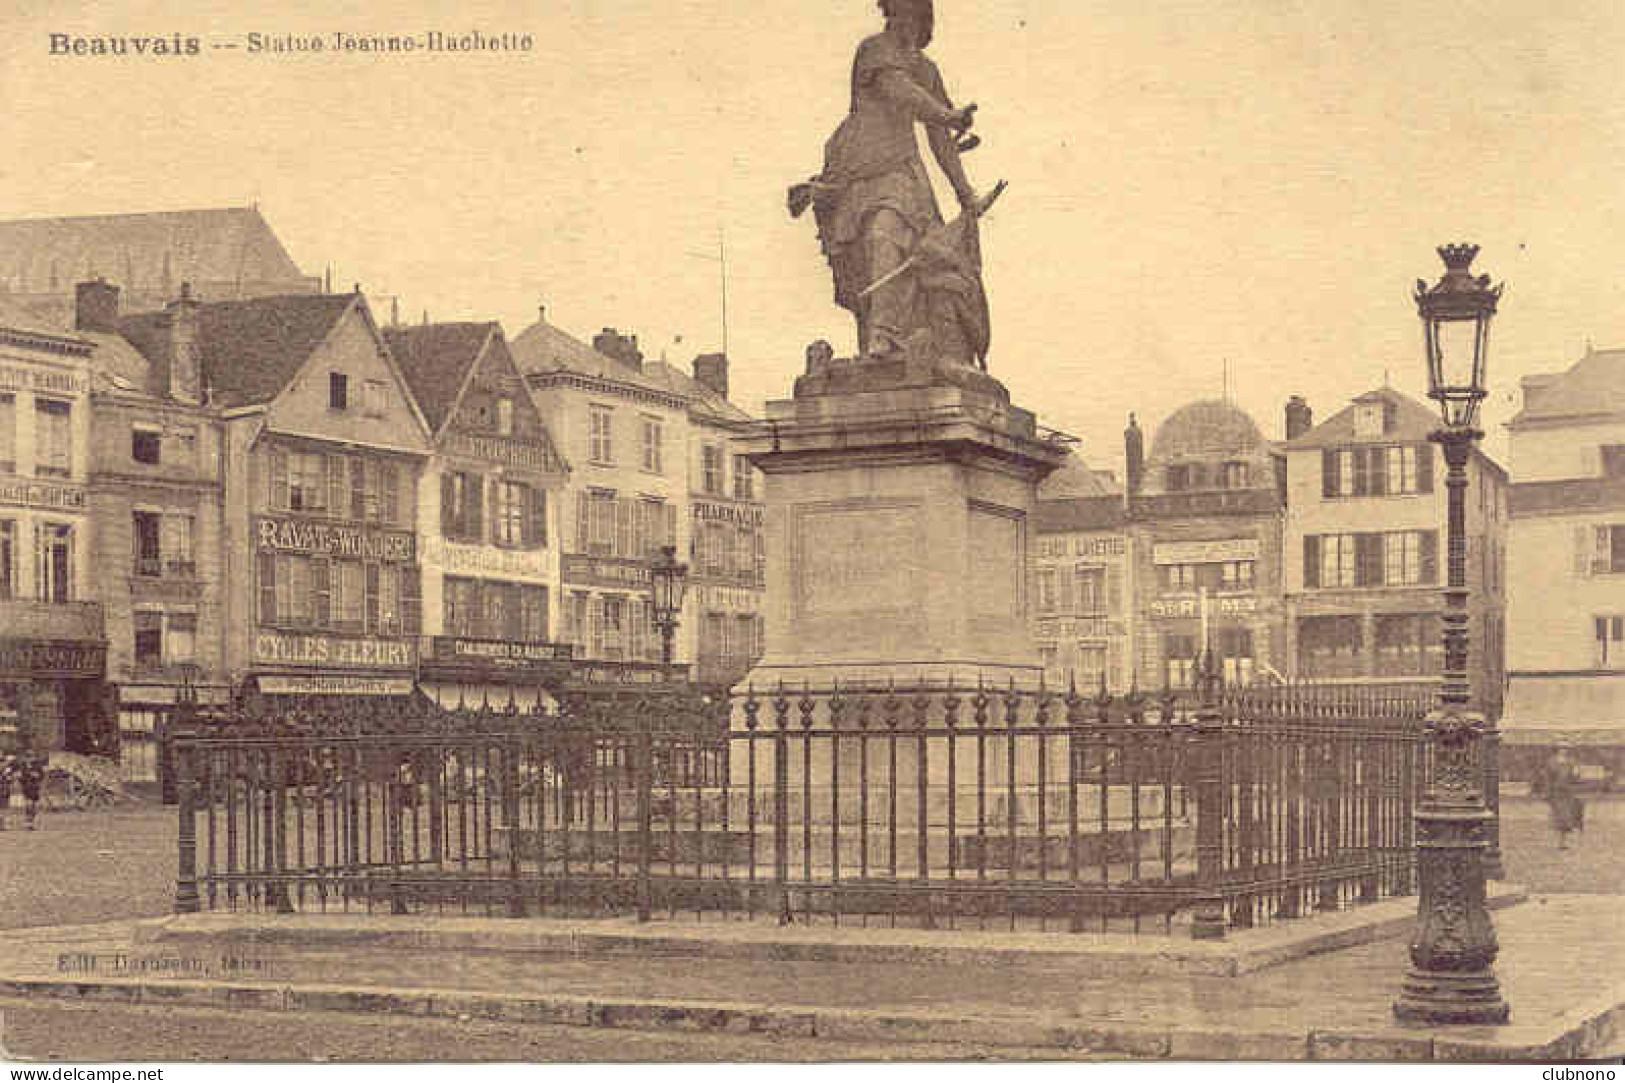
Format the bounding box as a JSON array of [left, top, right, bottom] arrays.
[[252, 632, 416, 669], [1149, 595, 1258, 619], [1037, 535, 1126, 559], [258, 675, 416, 696], [0, 480, 87, 511], [422, 537, 548, 579], [0, 639, 105, 677], [696, 585, 760, 612], [428, 637, 573, 668], [1034, 617, 1125, 640], [693, 501, 764, 528], [1152, 538, 1258, 566], [443, 430, 564, 474], [571, 662, 687, 685], [563, 554, 651, 589], [255, 517, 415, 563], [0, 365, 86, 396]]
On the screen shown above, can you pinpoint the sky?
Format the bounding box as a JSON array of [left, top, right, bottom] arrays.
[[6, 0, 1625, 469]]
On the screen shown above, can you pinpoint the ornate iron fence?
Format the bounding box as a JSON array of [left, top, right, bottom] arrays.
[[170, 675, 1429, 937]]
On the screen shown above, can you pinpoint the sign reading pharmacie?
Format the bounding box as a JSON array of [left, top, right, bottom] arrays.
[[692, 500, 764, 528], [254, 516, 415, 563], [253, 632, 416, 669], [0, 639, 105, 678]]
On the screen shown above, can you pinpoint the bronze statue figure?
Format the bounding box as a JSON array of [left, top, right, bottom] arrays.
[[789, 0, 1004, 371]]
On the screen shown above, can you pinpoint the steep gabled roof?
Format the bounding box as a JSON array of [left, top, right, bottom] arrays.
[[0, 295, 87, 347], [0, 206, 310, 295], [1509, 347, 1625, 427], [120, 293, 355, 409], [1283, 386, 1439, 450], [1035, 494, 1128, 533], [382, 321, 496, 435]]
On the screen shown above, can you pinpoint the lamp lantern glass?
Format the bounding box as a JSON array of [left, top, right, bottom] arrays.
[[1416, 243, 1501, 430], [650, 544, 688, 624]]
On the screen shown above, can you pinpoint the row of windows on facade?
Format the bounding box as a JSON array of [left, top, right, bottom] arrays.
[[1037, 640, 1124, 689], [132, 610, 197, 669], [257, 554, 422, 635], [692, 519, 766, 584], [1321, 445, 1433, 499], [574, 490, 678, 560], [1160, 560, 1255, 593], [1165, 460, 1251, 492], [1303, 530, 1438, 589], [443, 576, 549, 642], [441, 472, 549, 548], [1296, 613, 1443, 679], [0, 396, 73, 477], [559, 590, 762, 665], [586, 405, 755, 499], [1035, 564, 1125, 615], [0, 521, 75, 601], [268, 448, 407, 525]]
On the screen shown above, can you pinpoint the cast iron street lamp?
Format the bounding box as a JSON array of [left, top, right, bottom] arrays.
[[1393, 243, 1508, 1025], [649, 544, 689, 668]]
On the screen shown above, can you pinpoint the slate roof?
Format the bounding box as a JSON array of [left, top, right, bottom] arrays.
[[1039, 452, 1120, 499], [1282, 387, 1439, 450], [383, 322, 497, 435], [510, 313, 755, 422], [1035, 494, 1128, 534], [119, 293, 355, 409], [0, 295, 86, 345], [1509, 347, 1625, 427], [0, 207, 311, 295]]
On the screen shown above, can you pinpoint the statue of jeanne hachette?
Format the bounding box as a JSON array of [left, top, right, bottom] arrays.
[[789, 0, 1005, 372]]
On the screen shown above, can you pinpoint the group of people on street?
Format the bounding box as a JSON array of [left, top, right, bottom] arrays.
[[0, 745, 47, 830]]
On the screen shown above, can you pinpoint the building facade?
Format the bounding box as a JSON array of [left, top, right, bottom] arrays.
[[1282, 388, 1506, 711], [73, 280, 230, 781], [119, 289, 433, 704], [1031, 492, 1135, 692], [1504, 346, 1625, 781], [511, 314, 764, 686], [1126, 401, 1286, 691], [385, 321, 572, 706], [0, 297, 104, 753]]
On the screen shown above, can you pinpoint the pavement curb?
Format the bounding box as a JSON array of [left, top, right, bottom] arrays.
[[130, 883, 1529, 980], [0, 964, 1610, 1061]]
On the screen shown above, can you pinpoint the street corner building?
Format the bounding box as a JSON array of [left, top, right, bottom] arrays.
[[1504, 345, 1625, 789], [0, 293, 107, 756], [510, 311, 766, 690]]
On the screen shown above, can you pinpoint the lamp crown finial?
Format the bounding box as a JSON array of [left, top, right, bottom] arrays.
[[1437, 243, 1480, 272]]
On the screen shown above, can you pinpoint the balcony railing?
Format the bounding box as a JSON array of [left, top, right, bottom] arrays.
[[0, 598, 104, 640]]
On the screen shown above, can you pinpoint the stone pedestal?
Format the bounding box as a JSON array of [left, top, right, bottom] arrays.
[[734, 357, 1067, 692]]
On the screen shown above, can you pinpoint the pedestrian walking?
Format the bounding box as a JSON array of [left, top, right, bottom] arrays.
[[1541, 746, 1585, 851], [16, 744, 45, 830], [0, 750, 14, 831]]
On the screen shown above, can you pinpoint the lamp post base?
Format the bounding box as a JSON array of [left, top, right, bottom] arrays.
[[1394, 968, 1510, 1025]]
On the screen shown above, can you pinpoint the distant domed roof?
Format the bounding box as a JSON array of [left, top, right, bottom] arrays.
[[1149, 399, 1265, 462]]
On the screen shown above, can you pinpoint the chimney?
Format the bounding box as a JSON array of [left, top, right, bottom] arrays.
[[74, 278, 120, 333], [1285, 395, 1312, 440], [592, 327, 645, 371], [157, 282, 201, 404], [1124, 413, 1144, 495], [692, 352, 729, 399]]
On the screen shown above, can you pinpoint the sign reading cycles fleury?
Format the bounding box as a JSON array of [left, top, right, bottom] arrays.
[[255, 516, 414, 563], [253, 632, 416, 669]]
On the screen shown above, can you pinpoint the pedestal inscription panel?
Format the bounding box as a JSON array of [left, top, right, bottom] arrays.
[[968, 502, 1024, 621], [793, 500, 922, 619]]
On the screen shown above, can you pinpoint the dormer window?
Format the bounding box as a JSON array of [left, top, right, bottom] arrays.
[[329, 372, 349, 411], [1221, 461, 1249, 489], [132, 426, 161, 465], [1353, 402, 1386, 438], [1166, 463, 1205, 492]]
